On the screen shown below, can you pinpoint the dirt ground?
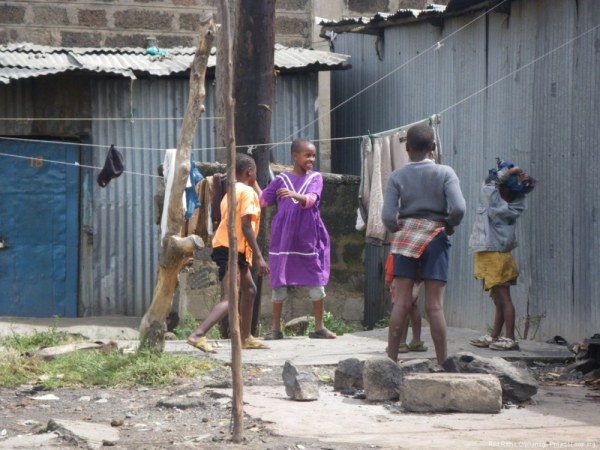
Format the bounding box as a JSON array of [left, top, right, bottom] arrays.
[[0, 362, 371, 450], [1, 359, 599, 450]]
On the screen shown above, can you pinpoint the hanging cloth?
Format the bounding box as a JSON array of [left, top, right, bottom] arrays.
[[358, 116, 441, 244], [97, 144, 125, 188], [184, 154, 203, 221]]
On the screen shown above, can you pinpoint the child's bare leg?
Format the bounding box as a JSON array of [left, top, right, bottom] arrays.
[[312, 299, 336, 337], [424, 279, 447, 365], [409, 281, 423, 343], [388, 277, 414, 361], [490, 288, 504, 340], [409, 302, 422, 343], [271, 301, 283, 332], [399, 319, 409, 344], [239, 267, 257, 341], [188, 272, 231, 343], [491, 285, 515, 340]]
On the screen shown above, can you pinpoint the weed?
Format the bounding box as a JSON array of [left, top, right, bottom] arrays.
[[0, 327, 80, 353], [0, 330, 219, 389], [304, 311, 359, 336]]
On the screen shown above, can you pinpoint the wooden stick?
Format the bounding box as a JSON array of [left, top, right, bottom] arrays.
[[219, 0, 244, 442]]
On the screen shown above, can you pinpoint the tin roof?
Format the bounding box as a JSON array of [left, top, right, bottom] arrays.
[[319, 1, 504, 36], [0, 43, 350, 84]]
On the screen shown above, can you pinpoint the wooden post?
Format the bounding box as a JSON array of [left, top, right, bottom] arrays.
[[138, 17, 216, 351], [220, 0, 244, 442], [233, 0, 276, 335]]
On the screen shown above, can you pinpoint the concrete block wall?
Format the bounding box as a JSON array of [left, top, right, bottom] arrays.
[[0, 0, 448, 49], [177, 169, 366, 330]]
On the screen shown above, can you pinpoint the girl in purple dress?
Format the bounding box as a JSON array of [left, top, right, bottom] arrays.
[[260, 139, 336, 340]]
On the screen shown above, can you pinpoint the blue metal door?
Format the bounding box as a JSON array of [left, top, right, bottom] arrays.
[[0, 139, 79, 317]]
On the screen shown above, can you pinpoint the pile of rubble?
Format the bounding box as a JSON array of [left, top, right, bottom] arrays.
[[282, 351, 539, 414], [536, 333, 600, 393]]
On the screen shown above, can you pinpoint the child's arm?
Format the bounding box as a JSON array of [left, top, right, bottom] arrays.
[[241, 215, 269, 276], [444, 170, 466, 233], [382, 175, 401, 233], [484, 169, 526, 222], [275, 190, 316, 208], [259, 178, 279, 208]]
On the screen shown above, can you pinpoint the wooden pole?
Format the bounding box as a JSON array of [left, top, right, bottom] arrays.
[[138, 17, 216, 351], [220, 0, 244, 442], [233, 0, 276, 336]]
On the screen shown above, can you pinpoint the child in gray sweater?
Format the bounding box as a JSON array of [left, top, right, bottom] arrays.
[[381, 123, 466, 365]]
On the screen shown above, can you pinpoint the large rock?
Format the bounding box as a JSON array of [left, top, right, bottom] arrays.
[[399, 358, 433, 374], [282, 360, 319, 401], [401, 373, 502, 413], [334, 358, 363, 390], [442, 352, 538, 403], [363, 357, 403, 401]]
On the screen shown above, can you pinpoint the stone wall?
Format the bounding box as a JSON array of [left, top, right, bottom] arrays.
[[175, 165, 365, 330], [0, 0, 448, 48]]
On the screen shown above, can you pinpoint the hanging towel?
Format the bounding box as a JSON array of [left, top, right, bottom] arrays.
[[359, 117, 441, 243], [97, 144, 125, 187], [160, 149, 182, 241], [362, 130, 409, 242]]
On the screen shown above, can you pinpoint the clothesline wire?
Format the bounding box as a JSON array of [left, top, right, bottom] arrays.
[[263, 0, 510, 153], [438, 22, 600, 116], [0, 134, 366, 153], [0, 0, 508, 151], [0, 9, 595, 179], [0, 152, 162, 179], [0, 117, 222, 121]]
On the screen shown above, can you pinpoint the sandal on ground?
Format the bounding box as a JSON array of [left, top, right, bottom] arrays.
[[408, 341, 428, 352], [264, 330, 284, 340], [398, 343, 410, 353], [308, 328, 337, 339], [385, 342, 409, 353], [470, 334, 494, 348], [242, 335, 270, 350], [187, 336, 217, 354]]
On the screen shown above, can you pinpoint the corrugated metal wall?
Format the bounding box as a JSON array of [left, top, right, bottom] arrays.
[[331, 0, 600, 342], [86, 73, 318, 316]]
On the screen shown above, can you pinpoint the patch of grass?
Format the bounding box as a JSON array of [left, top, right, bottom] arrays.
[[0, 330, 219, 389], [305, 311, 360, 337], [374, 315, 390, 329], [0, 327, 81, 354]]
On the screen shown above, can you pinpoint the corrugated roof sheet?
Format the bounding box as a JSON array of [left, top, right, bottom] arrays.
[[0, 43, 350, 84], [319, 1, 499, 35]]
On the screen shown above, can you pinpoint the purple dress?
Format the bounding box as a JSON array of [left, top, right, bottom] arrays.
[[261, 171, 330, 289]]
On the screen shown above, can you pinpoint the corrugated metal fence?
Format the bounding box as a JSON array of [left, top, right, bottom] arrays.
[[331, 0, 600, 341], [85, 73, 318, 316]]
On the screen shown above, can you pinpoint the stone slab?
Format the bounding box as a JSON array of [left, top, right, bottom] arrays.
[[401, 373, 502, 413]]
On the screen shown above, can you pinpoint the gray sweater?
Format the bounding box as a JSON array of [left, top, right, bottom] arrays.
[[381, 160, 466, 233]]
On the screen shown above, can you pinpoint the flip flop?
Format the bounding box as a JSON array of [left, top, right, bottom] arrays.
[[186, 337, 217, 353], [308, 328, 337, 339]]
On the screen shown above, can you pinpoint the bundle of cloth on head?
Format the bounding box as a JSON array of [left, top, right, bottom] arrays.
[[485, 157, 535, 194]]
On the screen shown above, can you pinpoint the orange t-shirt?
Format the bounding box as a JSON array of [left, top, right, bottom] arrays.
[[212, 182, 261, 264]]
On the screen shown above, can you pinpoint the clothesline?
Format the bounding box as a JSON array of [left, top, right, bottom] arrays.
[[0, 117, 222, 121], [0, 152, 162, 179], [0, 10, 595, 179]]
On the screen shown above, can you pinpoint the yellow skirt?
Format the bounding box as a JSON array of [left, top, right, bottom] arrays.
[[473, 251, 518, 291]]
